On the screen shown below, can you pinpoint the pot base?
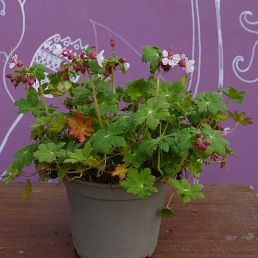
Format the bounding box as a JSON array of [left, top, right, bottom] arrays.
[[65, 180, 165, 258]]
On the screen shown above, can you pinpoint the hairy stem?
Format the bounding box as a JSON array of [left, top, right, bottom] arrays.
[[87, 69, 103, 128], [111, 65, 116, 93], [155, 65, 161, 99], [38, 84, 49, 116]]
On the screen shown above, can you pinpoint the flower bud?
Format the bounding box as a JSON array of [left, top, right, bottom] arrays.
[[80, 65, 87, 74], [80, 53, 87, 59], [110, 37, 116, 49], [178, 59, 186, 68], [120, 57, 126, 63], [63, 73, 69, 80], [89, 52, 97, 59], [16, 61, 23, 67], [12, 81, 18, 87], [27, 77, 36, 86], [6, 73, 12, 79]]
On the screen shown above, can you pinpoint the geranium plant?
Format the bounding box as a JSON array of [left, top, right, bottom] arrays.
[[4, 39, 252, 216]]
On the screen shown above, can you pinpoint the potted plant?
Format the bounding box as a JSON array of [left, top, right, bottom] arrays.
[[4, 38, 252, 258]]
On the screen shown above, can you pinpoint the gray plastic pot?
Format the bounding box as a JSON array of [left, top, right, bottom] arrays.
[[64, 179, 165, 258]]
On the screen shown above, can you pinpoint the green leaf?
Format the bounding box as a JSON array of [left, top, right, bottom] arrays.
[[97, 92, 118, 115], [34, 142, 66, 163], [170, 128, 193, 156], [135, 98, 170, 130], [190, 157, 203, 176], [22, 179, 32, 200], [4, 161, 21, 183], [72, 86, 92, 105], [142, 46, 161, 74], [88, 59, 104, 74], [228, 111, 253, 125], [110, 113, 136, 133], [219, 87, 246, 104], [138, 135, 174, 156], [200, 124, 229, 156], [160, 208, 176, 217], [15, 87, 44, 116], [49, 113, 66, 132], [31, 64, 45, 80], [125, 79, 148, 100], [121, 168, 157, 198], [169, 179, 204, 203], [64, 143, 99, 166], [14, 144, 37, 167], [90, 129, 126, 154], [194, 92, 227, 114]]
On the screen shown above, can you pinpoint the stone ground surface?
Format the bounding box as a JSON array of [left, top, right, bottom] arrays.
[[0, 184, 258, 258]]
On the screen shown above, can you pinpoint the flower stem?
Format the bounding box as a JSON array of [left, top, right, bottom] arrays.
[[38, 84, 49, 116], [87, 69, 103, 128], [157, 123, 164, 176], [155, 65, 161, 99], [111, 65, 116, 93]]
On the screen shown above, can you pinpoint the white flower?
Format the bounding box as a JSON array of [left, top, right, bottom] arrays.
[[96, 50, 105, 67], [172, 54, 180, 66], [124, 62, 130, 71], [52, 44, 63, 56], [9, 55, 19, 69], [185, 59, 195, 73], [223, 127, 231, 136], [162, 50, 169, 58], [161, 49, 180, 67]]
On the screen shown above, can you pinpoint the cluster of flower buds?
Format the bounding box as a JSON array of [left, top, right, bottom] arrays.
[[6, 72, 36, 88], [160, 49, 195, 73], [192, 133, 211, 151]]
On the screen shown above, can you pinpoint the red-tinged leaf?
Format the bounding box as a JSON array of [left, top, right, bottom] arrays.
[[66, 112, 94, 143], [112, 163, 128, 180]]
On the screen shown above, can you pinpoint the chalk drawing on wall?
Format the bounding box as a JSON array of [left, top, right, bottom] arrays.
[[215, 0, 224, 90], [0, 0, 27, 179], [187, 0, 202, 98], [0, 0, 6, 16], [232, 10, 258, 83], [31, 34, 88, 97]]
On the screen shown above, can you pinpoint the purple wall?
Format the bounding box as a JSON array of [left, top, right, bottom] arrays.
[[0, 0, 258, 191]]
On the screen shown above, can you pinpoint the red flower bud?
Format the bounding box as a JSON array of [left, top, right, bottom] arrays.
[[195, 133, 202, 139], [16, 61, 23, 67], [22, 76, 28, 83], [80, 65, 87, 74], [197, 142, 207, 151], [178, 59, 186, 68], [6, 73, 12, 79], [72, 64, 81, 71], [120, 57, 126, 63], [203, 141, 211, 147], [27, 77, 36, 86], [161, 63, 171, 72], [216, 124, 224, 131], [12, 81, 18, 87], [89, 52, 97, 59], [17, 74, 23, 80], [110, 37, 116, 49], [67, 53, 74, 60], [63, 73, 69, 80], [80, 53, 87, 59]]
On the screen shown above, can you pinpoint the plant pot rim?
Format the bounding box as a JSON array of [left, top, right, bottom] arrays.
[[64, 178, 165, 201]]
